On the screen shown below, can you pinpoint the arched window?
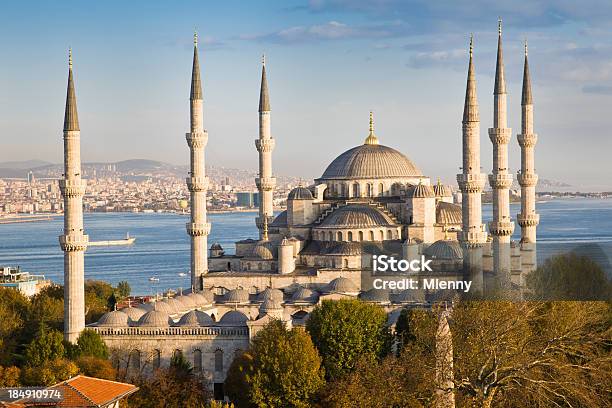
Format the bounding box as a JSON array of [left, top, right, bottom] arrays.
[[153, 349, 161, 370], [258, 263, 262, 270], [358, 231, 364, 241], [246, 262, 251, 270], [328, 231, 333, 241], [369, 231, 374, 241], [387, 230, 393, 240], [215, 349, 224, 372], [129, 350, 141, 371], [378, 183, 384, 196], [352, 183, 359, 197], [343, 259, 349, 268], [193, 349, 202, 373], [366, 184, 373, 197], [348, 231, 353, 242], [379, 230, 384, 241], [338, 231, 343, 241]]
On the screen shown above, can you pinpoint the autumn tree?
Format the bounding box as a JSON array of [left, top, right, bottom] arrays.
[[225, 320, 325, 408], [306, 299, 390, 380]]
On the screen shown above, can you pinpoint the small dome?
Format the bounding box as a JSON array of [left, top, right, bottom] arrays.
[[223, 288, 250, 304], [280, 237, 290, 246], [319, 205, 397, 228], [137, 302, 154, 312], [260, 298, 283, 312], [200, 290, 215, 304], [218, 310, 249, 326], [150, 301, 174, 314], [424, 239, 463, 260], [359, 288, 390, 303], [119, 306, 146, 322], [394, 289, 426, 303], [97, 310, 129, 327], [137, 310, 173, 327], [288, 187, 314, 200], [251, 240, 276, 260], [257, 288, 284, 302], [185, 293, 205, 307], [290, 286, 319, 303], [175, 295, 197, 309], [408, 183, 435, 198], [177, 310, 214, 327], [210, 242, 223, 250], [326, 277, 359, 294], [433, 182, 453, 197], [161, 299, 183, 314]]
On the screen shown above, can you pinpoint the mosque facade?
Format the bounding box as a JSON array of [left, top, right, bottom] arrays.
[[58, 22, 539, 398]]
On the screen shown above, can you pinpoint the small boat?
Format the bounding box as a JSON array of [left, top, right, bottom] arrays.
[[178, 272, 187, 277], [149, 276, 160, 282], [89, 232, 136, 247]]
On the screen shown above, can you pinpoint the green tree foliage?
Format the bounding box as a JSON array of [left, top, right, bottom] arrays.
[[527, 252, 612, 300], [0, 365, 21, 387], [75, 329, 109, 359], [84, 280, 115, 323], [0, 288, 29, 365], [76, 356, 116, 380], [28, 286, 64, 334], [24, 327, 65, 367], [116, 280, 131, 299], [170, 351, 193, 377], [225, 320, 325, 408], [21, 358, 79, 386], [225, 352, 255, 408], [306, 299, 391, 380]]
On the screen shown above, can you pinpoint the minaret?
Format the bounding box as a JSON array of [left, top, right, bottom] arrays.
[[457, 36, 487, 247], [186, 32, 210, 291], [457, 36, 487, 293], [255, 55, 276, 238], [488, 19, 514, 281], [517, 41, 539, 271], [59, 49, 88, 343]]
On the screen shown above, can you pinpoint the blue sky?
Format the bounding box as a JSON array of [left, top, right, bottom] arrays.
[[0, 0, 611, 189]]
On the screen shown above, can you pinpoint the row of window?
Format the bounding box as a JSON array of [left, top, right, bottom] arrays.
[[126, 348, 226, 372], [327, 182, 386, 198], [312, 229, 398, 241]]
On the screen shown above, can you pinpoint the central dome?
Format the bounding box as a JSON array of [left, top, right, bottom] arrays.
[[320, 144, 422, 180]]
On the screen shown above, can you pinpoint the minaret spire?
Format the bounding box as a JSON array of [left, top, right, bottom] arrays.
[[517, 38, 539, 271], [186, 32, 211, 291], [463, 34, 479, 123], [255, 56, 276, 238], [488, 19, 514, 283], [364, 111, 379, 145], [59, 49, 88, 343]]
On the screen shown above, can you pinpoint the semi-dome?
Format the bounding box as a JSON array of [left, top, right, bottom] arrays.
[[288, 186, 314, 200], [97, 310, 129, 327], [218, 310, 249, 326], [359, 288, 390, 303], [137, 310, 173, 327], [119, 306, 146, 322], [325, 277, 359, 294], [424, 239, 463, 260], [320, 144, 421, 180], [290, 286, 319, 303], [319, 205, 397, 228], [326, 242, 362, 256], [408, 183, 435, 198], [223, 288, 250, 304], [257, 287, 284, 302], [177, 310, 214, 327]]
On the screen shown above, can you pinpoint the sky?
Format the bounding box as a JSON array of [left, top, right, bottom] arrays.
[[0, 0, 611, 190]]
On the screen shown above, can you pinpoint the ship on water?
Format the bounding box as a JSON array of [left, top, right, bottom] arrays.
[[88, 232, 136, 247]]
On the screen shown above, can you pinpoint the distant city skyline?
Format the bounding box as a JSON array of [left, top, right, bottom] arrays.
[[1, 1, 611, 190]]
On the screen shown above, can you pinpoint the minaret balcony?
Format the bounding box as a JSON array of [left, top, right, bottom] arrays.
[[488, 221, 515, 236], [187, 222, 211, 237], [186, 132, 209, 148], [59, 179, 87, 198], [488, 128, 512, 144], [186, 176, 209, 192], [518, 133, 538, 147], [460, 230, 488, 246], [255, 177, 277, 191], [255, 138, 276, 153], [456, 173, 486, 193], [59, 233, 89, 252], [255, 215, 275, 229], [488, 173, 513, 189], [517, 173, 538, 187], [517, 213, 540, 227]]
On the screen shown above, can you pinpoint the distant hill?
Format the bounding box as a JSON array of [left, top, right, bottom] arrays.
[[0, 160, 52, 169], [114, 159, 179, 172]]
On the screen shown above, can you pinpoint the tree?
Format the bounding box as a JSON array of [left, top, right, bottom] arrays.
[[226, 320, 325, 408], [0, 288, 29, 365], [0, 365, 21, 387], [75, 329, 108, 359], [24, 327, 65, 367], [225, 352, 255, 408], [527, 252, 611, 300], [306, 299, 390, 380], [21, 358, 79, 386], [76, 356, 116, 380], [117, 280, 131, 299]]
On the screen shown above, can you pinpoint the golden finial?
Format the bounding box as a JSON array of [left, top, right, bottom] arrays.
[[524, 38, 528, 56], [364, 111, 379, 145], [444, 228, 450, 240], [262, 217, 269, 241], [68, 48, 73, 69], [194, 30, 198, 46], [498, 17, 502, 36], [469, 34, 473, 57]]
